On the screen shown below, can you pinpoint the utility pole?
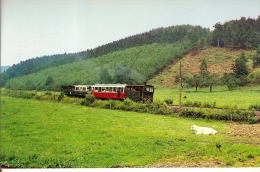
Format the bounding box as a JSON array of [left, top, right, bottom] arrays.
[[178, 61, 182, 116], [53, 78, 56, 100]]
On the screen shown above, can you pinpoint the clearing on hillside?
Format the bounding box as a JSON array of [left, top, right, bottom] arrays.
[[149, 47, 256, 88]]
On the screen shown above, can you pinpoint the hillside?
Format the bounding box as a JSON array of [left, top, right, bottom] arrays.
[[148, 47, 258, 88], [4, 42, 191, 90], [1, 24, 210, 87]]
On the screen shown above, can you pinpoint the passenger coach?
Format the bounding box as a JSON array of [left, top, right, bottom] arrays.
[[90, 84, 154, 102], [61, 85, 91, 97]]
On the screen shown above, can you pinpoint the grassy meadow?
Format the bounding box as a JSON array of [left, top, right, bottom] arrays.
[[1, 96, 260, 168], [154, 86, 260, 109]]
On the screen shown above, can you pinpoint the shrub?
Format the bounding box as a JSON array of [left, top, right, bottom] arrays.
[[114, 101, 127, 110], [45, 91, 52, 95], [83, 94, 95, 106], [91, 99, 103, 108], [164, 98, 173, 104], [124, 98, 132, 107], [248, 103, 260, 111], [58, 92, 65, 101], [108, 100, 117, 109], [183, 100, 193, 106]]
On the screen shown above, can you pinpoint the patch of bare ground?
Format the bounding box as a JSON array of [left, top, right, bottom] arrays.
[[226, 123, 260, 138], [144, 161, 222, 168]]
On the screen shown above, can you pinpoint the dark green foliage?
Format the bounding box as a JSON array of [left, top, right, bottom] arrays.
[[211, 16, 260, 49], [199, 58, 209, 79], [252, 45, 260, 68], [100, 69, 113, 84], [220, 73, 238, 91], [164, 99, 173, 104], [45, 76, 54, 90], [183, 100, 216, 108], [180, 108, 258, 123], [203, 74, 218, 92], [231, 52, 250, 86], [232, 52, 249, 78], [58, 92, 65, 101], [188, 74, 203, 92], [247, 70, 260, 85], [248, 103, 260, 111], [180, 108, 205, 118], [188, 30, 199, 52], [82, 94, 95, 106]]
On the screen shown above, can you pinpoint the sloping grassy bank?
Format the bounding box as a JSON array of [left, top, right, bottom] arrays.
[[1, 96, 260, 167]]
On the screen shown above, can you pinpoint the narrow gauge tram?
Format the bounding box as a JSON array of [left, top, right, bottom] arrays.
[[61, 85, 91, 97], [90, 84, 154, 102]]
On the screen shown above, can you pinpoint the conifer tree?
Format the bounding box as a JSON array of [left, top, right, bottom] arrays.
[[232, 52, 249, 78]]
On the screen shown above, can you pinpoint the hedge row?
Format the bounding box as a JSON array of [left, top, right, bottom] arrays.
[[2, 89, 259, 123], [81, 94, 178, 115], [179, 108, 259, 124]]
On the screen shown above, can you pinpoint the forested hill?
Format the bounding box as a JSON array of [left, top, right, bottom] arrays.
[[1, 24, 210, 86], [1, 16, 260, 88]]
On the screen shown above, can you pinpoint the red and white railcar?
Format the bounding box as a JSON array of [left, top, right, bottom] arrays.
[[90, 84, 127, 100]]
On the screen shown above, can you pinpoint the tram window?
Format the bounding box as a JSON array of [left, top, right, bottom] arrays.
[[83, 87, 86, 91], [145, 87, 153, 92]]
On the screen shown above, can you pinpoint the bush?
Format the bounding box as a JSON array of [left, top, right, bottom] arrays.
[[248, 103, 260, 111], [83, 94, 95, 106], [164, 99, 173, 105], [58, 92, 65, 101], [45, 91, 52, 95], [91, 99, 103, 108]]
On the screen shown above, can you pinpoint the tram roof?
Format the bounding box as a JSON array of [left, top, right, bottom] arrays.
[[91, 84, 127, 87], [74, 85, 91, 87]]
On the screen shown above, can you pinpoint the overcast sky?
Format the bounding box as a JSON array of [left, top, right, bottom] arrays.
[[1, 0, 259, 66]]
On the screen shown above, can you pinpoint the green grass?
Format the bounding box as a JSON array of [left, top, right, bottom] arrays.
[[154, 86, 260, 109], [1, 96, 260, 167]]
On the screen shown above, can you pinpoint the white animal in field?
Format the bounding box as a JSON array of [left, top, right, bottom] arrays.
[[191, 124, 217, 135]]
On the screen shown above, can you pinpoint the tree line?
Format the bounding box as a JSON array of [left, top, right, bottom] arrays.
[[211, 16, 260, 49]]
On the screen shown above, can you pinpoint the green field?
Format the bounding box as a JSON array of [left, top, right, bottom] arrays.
[[154, 86, 260, 109], [1, 96, 260, 168]]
